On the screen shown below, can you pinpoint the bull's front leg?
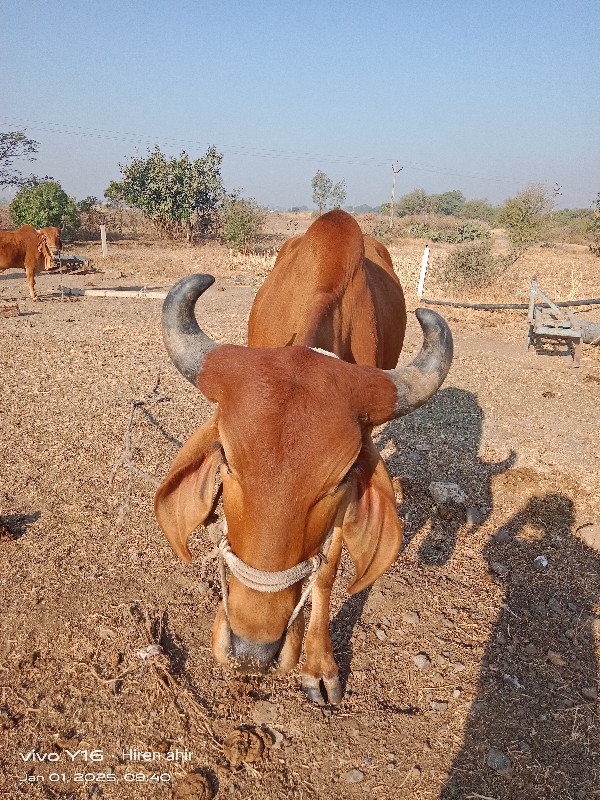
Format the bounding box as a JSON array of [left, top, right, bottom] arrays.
[[301, 527, 343, 705], [25, 258, 39, 301]]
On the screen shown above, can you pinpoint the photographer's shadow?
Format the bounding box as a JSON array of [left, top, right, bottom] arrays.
[[376, 387, 514, 565], [442, 493, 600, 798]]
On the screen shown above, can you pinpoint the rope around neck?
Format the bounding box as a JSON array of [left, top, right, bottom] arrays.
[[216, 520, 334, 632]]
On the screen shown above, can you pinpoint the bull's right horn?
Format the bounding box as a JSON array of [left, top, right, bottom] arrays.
[[162, 274, 220, 386], [385, 308, 453, 418]]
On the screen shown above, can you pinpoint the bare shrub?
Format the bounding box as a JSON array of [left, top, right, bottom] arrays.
[[437, 240, 519, 291]]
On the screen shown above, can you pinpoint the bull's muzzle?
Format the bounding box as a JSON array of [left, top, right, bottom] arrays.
[[229, 631, 285, 675], [212, 604, 305, 675]]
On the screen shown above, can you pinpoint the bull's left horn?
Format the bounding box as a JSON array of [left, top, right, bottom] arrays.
[[162, 274, 219, 386], [385, 308, 453, 418]]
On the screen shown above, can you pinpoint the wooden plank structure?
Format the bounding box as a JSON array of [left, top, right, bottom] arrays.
[[49, 254, 89, 272], [525, 276, 582, 366]]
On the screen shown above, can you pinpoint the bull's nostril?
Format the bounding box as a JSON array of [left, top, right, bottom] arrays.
[[229, 631, 284, 674]]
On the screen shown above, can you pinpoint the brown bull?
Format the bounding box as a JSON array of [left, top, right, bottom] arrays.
[[155, 210, 453, 704], [0, 224, 62, 300]]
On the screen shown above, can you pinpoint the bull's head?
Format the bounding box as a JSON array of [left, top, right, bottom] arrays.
[[38, 227, 62, 270], [155, 275, 453, 678]]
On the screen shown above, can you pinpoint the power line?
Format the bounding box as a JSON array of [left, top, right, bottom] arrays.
[[1, 114, 543, 188]]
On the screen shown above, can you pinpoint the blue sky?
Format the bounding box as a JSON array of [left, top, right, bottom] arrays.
[[1, 0, 598, 210]]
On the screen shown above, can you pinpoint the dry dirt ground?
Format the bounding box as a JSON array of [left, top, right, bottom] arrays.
[[1, 216, 600, 800]]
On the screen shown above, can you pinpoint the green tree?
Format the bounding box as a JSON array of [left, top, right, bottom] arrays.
[[396, 188, 431, 216], [499, 184, 552, 247], [0, 130, 42, 189], [431, 189, 465, 216], [219, 196, 266, 252], [10, 180, 80, 234], [108, 146, 225, 241], [312, 170, 333, 216], [461, 198, 499, 226], [329, 179, 347, 210], [311, 170, 346, 215]]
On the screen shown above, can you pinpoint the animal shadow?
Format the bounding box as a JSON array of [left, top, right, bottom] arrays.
[[441, 493, 600, 798], [330, 586, 371, 694], [376, 387, 515, 566]]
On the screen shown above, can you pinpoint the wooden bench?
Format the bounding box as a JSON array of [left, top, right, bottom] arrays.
[[525, 276, 582, 366]]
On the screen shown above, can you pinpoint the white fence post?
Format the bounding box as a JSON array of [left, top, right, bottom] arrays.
[[100, 225, 108, 257], [417, 246, 430, 297]]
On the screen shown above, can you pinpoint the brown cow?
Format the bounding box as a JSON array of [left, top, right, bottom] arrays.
[[0, 224, 62, 300], [155, 210, 453, 704]]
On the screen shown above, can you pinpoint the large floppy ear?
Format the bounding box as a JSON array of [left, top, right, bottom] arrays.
[[341, 437, 403, 595], [154, 415, 222, 563]]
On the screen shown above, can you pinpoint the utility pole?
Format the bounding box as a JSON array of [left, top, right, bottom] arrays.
[[390, 161, 403, 231]]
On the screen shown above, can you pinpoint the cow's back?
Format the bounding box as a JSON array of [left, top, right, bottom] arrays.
[[248, 211, 406, 368]]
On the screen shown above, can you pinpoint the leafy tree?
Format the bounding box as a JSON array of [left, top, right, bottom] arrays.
[[395, 188, 432, 217], [329, 179, 346, 210], [311, 170, 346, 215], [311, 170, 333, 216], [10, 180, 80, 234], [219, 196, 266, 252], [431, 190, 465, 216], [0, 130, 42, 189], [104, 180, 125, 208], [108, 145, 225, 241], [461, 198, 499, 226], [499, 184, 553, 247]]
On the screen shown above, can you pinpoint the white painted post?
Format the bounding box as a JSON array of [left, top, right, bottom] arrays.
[[100, 225, 108, 257], [417, 246, 430, 297]]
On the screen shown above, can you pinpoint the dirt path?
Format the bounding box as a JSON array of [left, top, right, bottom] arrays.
[[1, 254, 599, 800]]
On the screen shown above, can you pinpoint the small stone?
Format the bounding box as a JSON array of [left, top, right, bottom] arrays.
[[430, 701, 448, 713], [547, 597, 562, 613], [452, 662, 466, 673], [430, 672, 444, 685], [578, 524, 600, 552], [436, 654, 449, 668], [413, 653, 432, 671], [345, 769, 365, 783], [490, 562, 509, 577], [581, 686, 598, 701], [518, 741, 531, 752], [452, 689, 461, 698], [402, 610, 420, 625], [428, 481, 467, 505], [408, 452, 422, 462], [486, 748, 511, 773], [547, 650, 567, 667], [534, 555, 548, 570], [524, 643, 537, 655], [503, 673, 525, 690], [466, 506, 485, 525], [494, 528, 511, 543], [375, 628, 387, 641], [251, 700, 277, 725]]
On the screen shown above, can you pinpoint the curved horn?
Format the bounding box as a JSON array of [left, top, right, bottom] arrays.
[[385, 308, 453, 418], [162, 274, 219, 386]]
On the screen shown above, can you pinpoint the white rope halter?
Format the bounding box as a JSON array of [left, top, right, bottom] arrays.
[[217, 520, 334, 632]]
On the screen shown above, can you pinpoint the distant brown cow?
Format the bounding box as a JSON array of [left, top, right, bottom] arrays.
[[155, 210, 453, 704], [0, 225, 62, 300]]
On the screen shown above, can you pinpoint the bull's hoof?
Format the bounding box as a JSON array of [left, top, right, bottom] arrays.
[[301, 674, 343, 706]]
